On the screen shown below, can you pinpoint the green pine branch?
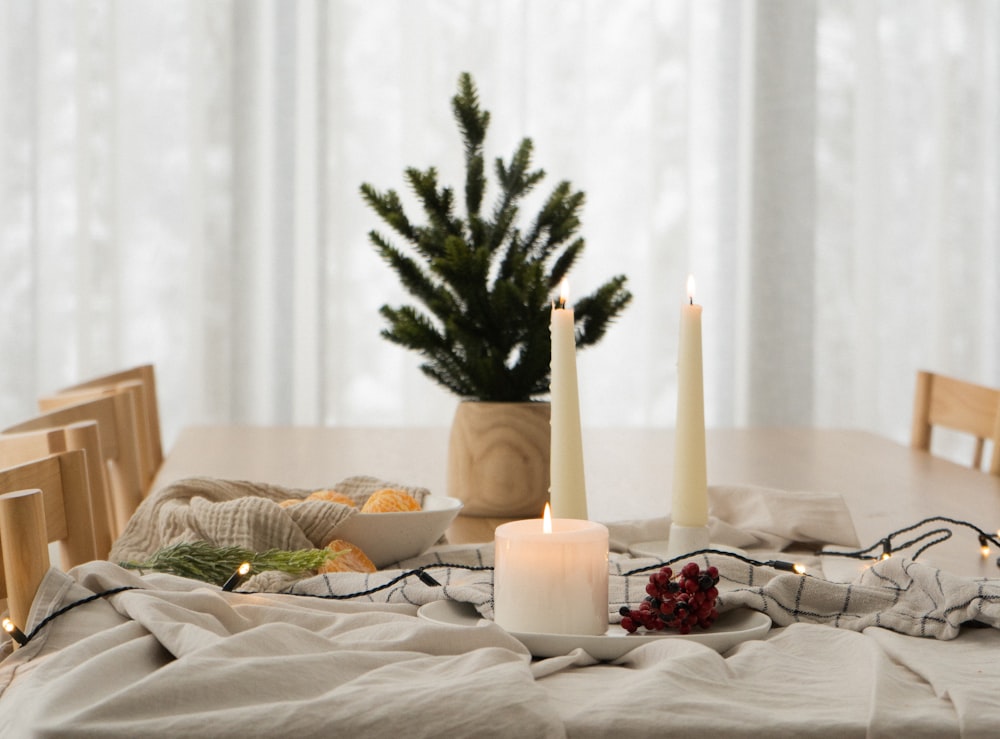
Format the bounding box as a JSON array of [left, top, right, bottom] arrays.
[[361, 72, 632, 402], [120, 541, 341, 586]]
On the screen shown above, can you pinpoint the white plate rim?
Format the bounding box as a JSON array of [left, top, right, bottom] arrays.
[[628, 539, 747, 559], [417, 599, 771, 661]]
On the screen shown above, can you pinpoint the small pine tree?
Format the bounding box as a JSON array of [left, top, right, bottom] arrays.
[[360, 72, 632, 402]]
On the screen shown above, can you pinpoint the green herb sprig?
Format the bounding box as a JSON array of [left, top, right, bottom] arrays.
[[120, 541, 342, 586]]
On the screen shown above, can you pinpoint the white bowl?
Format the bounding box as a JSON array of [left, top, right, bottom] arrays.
[[333, 495, 463, 568]]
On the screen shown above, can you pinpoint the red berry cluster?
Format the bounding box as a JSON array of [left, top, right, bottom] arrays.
[[619, 562, 720, 635]]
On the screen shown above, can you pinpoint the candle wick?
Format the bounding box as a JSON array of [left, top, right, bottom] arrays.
[[689, 296, 693, 306]]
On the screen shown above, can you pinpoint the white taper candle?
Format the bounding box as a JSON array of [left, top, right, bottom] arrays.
[[549, 279, 588, 520], [671, 275, 708, 528]]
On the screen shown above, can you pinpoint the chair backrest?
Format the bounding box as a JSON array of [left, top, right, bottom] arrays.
[[911, 370, 1000, 475], [3, 395, 146, 533], [38, 380, 155, 490], [0, 421, 115, 557], [39, 364, 162, 474], [0, 452, 98, 630]]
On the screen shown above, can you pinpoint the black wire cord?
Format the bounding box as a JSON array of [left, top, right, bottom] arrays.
[[621, 548, 802, 578], [271, 563, 495, 600], [815, 516, 1000, 563], [6, 518, 998, 648], [6, 564, 495, 647], [14, 586, 141, 646]]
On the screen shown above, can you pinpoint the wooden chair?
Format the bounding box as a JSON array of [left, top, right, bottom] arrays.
[[1, 453, 98, 635], [3, 395, 146, 534], [39, 364, 162, 486], [911, 370, 1000, 475], [0, 421, 115, 557]]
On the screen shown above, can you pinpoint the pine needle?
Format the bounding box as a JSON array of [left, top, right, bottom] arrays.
[[120, 541, 343, 586]]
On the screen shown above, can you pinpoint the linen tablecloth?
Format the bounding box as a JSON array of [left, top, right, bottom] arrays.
[[4, 479, 1000, 736]]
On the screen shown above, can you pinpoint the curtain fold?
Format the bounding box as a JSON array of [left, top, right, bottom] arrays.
[[1, 0, 997, 460]]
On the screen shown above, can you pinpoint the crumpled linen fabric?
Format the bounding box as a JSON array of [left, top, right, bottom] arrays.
[[109, 475, 430, 565], [107, 480, 998, 639]]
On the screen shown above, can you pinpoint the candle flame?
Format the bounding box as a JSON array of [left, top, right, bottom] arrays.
[[558, 278, 570, 309], [2, 618, 14, 634], [238, 562, 252, 576], [686, 274, 696, 304], [543, 502, 553, 534], [559, 277, 569, 308]]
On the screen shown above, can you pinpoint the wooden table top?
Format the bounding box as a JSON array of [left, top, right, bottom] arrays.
[[152, 425, 1000, 578]]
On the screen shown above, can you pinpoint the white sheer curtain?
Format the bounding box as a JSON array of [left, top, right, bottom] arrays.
[[1, 0, 997, 456]]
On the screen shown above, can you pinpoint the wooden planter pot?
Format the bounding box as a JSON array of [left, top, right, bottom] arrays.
[[446, 401, 551, 518]]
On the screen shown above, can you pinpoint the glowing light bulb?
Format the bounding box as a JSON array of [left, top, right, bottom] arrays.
[[880, 539, 892, 561], [2, 618, 27, 646], [222, 562, 253, 592]]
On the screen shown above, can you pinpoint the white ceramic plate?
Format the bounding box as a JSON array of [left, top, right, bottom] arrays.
[[417, 600, 771, 661], [334, 495, 463, 568]]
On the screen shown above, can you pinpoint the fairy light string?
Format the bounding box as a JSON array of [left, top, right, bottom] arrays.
[[621, 548, 809, 578], [4, 585, 140, 648], [816, 516, 1000, 564], [5, 516, 997, 648]]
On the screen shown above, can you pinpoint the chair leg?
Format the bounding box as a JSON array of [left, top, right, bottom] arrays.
[[910, 370, 933, 451]]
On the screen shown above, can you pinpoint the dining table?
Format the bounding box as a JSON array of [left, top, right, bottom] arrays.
[[152, 425, 1000, 578], [4, 424, 1000, 737]]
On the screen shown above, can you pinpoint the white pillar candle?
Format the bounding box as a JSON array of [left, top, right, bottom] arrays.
[[549, 279, 588, 520], [671, 275, 708, 528], [494, 506, 609, 635]]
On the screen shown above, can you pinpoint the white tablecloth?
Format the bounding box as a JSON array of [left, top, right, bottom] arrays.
[[3, 481, 999, 736], [2, 557, 999, 737]]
